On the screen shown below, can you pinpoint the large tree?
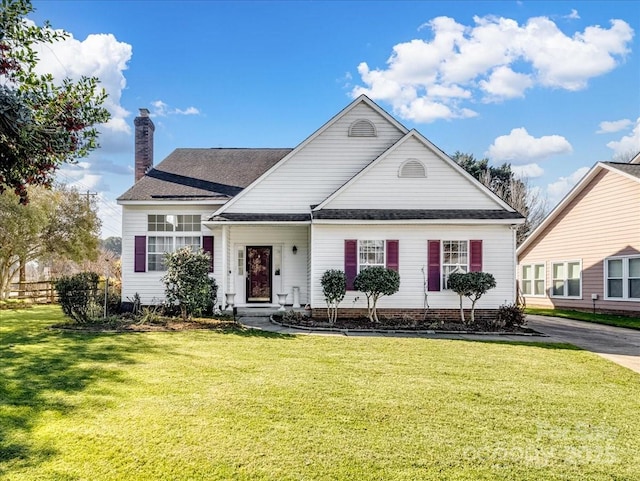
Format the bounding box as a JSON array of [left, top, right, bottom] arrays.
[[0, 0, 109, 204], [451, 152, 548, 245], [0, 185, 101, 299]]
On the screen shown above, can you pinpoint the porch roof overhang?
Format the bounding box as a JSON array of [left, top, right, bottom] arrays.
[[311, 209, 525, 224], [205, 212, 311, 225], [204, 209, 525, 226]]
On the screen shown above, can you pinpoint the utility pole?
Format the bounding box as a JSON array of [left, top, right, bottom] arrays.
[[85, 190, 97, 206]]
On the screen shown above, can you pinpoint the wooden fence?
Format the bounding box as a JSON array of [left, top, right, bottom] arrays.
[[9, 280, 57, 303]]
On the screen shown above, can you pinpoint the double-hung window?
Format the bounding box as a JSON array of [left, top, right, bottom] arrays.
[[147, 214, 202, 271], [551, 261, 581, 298], [442, 240, 468, 289], [359, 240, 385, 272], [521, 263, 545, 296], [606, 256, 640, 300]]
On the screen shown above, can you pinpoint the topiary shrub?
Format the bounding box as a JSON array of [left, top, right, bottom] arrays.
[[353, 267, 400, 323], [321, 269, 346, 325], [496, 303, 527, 329], [448, 271, 496, 325], [54, 272, 99, 323]]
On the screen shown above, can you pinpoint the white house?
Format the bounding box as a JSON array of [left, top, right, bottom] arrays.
[[118, 96, 524, 320]]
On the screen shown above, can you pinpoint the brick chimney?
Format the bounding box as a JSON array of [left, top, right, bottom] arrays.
[[134, 108, 155, 182]]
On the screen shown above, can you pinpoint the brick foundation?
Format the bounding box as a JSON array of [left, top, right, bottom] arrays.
[[311, 308, 499, 323]]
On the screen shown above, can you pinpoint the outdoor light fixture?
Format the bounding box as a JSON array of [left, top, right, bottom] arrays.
[[292, 245, 298, 255]]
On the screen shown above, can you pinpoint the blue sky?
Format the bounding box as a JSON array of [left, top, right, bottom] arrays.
[[30, 0, 640, 238]]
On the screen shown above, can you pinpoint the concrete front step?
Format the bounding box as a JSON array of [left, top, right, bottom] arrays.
[[234, 307, 308, 317]]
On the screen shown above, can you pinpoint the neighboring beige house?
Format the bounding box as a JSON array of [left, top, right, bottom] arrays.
[[517, 153, 640, 314], [119, 95, 525, 319]]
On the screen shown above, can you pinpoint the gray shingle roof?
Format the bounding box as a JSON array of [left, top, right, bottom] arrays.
[[209, 213, 311, 222], [603, 162, 640, 180], [312, 209, 524, 220], [118, 148, 292, 201]]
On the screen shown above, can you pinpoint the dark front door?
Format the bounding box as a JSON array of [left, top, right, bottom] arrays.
[[246, 246, 272, 303]]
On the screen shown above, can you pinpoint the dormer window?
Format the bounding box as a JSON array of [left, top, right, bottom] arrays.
[[348, 119, 377, 137], [398, 159, 426, 178]]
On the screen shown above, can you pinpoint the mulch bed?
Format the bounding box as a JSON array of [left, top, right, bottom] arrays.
[[272, 314, 535, 333]]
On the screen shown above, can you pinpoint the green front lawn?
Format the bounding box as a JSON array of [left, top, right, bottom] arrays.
[[1, 306, 639, 480], [526, 307, 640, 330]]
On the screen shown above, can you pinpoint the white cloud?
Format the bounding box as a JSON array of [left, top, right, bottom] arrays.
[[480, 66, 533, 101], [597, 118, 633, 134], [353, 14, 633, 122], [546, 166, 590, 206], [512, 163, 544, 178], [606, 118, 640, 156], [174, 106, 200, 115], [151, 100, 201, 117], [486, 127, 573, 163], [33, 32, 133, 152], [565, 9, 580, 20]]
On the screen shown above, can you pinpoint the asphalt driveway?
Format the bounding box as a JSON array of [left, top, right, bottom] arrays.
[[526, 314, 640, 374]]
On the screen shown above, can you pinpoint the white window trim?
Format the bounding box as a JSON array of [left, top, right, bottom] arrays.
[[442, 240, 469, 290], [604, 255, 640, 301], [357, 239, 386, 272], [520, 262, 546, 297], [147, 214, 203, 272], [550, 260, 582, 299]]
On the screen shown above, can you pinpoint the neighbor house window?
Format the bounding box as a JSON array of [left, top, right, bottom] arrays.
[[551, 261, 581, 298], [359, 240, 385, 272], [606, 256, 640, 300], [521, 263, 545, 296], [443, 240, 468, 289], [147, 214, 202, 271]]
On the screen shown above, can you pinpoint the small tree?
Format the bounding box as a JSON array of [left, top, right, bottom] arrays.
[[353, 267, 400, 323], [321, 269, 346, 325], [448, 271, 496, 325], [162, 247, 213, 321]]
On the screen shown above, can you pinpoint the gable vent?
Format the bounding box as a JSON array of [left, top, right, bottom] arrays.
[[348, 119, 377, 137], [399, 159, 426, 178]]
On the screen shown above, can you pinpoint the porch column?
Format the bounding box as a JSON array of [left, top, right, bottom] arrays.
[[221, 225, 229, 300]]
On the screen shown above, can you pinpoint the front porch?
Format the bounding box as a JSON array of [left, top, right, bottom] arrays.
[[205, 221, 311, 309]]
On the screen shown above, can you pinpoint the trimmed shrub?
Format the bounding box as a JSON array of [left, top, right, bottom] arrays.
[[448, 272, 496, 325], [54, 272, 99, 323], [353, 267, 400, 323], [162, 247, 214, 321], [321, 269, 346, 325], [496, 303, 527, 329]]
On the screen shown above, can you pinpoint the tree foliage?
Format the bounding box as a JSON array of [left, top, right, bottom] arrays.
[[451, 152, 548, 245], [0, 0, 110, 203], [101, 237, 122, 256], [162, 247, 215, 321], [321, 269, 346, 325], [353, 267, 400, 323], [0, 185, 101, 299], [447, 271, 496, 325]]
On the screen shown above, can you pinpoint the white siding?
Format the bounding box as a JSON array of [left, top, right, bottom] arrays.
[[121, 205, 222, 305], [311, 224, 516, 310], [226, 225, 309, 306], [324, 136, 500, 210], [225, 103, 405, 213]]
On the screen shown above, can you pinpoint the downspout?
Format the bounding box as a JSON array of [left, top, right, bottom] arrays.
[[308, 219, 314, 310], [510, 224, 518, 303]]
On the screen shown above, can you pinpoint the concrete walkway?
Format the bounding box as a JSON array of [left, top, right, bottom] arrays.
[[239, 315, 640, 374], [527, 315, 640, 374]]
